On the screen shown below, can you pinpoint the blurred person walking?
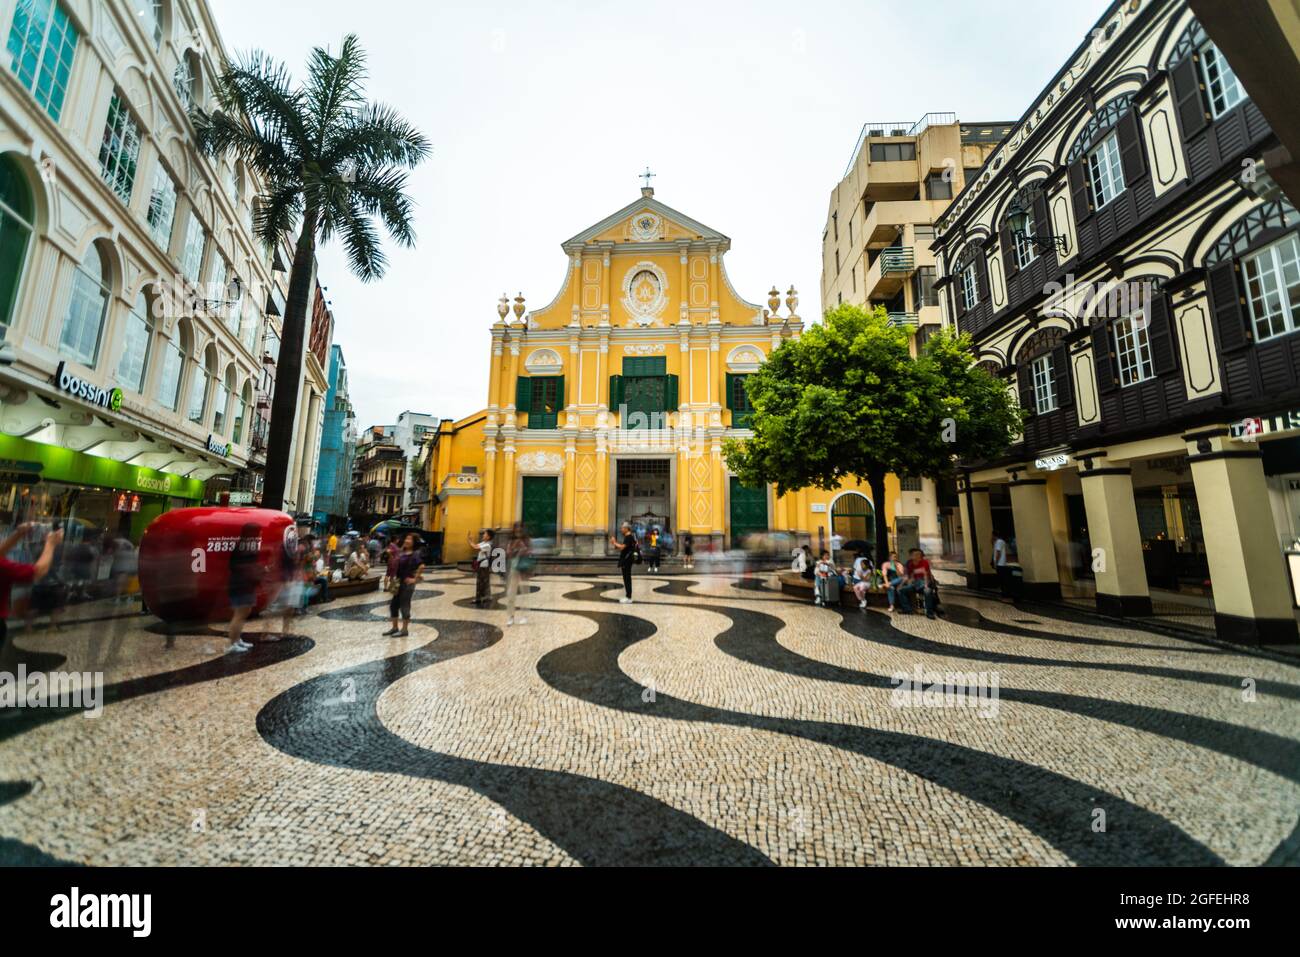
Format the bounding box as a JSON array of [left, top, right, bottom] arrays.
[[0, 524, 62, 653], [504, 523, 534, 625], [226, 524, 262, 654]]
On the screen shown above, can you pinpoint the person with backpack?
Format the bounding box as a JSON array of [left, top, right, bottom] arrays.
[[610, 522, 638, 603]]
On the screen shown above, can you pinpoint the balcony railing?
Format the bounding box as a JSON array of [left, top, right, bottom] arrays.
[[879, 246, 915, 276], [844, 112, 958, 175], [886, 312, 918, 328]]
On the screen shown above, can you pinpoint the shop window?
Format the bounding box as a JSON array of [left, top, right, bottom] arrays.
[[1087, 132, 1125, 210], [98, 93, 141, 204], [0, 154, 34, 334], [6, 0, 78, 122], [1243, 232, 1300, 342], [115, 291, 152, 393], [1113, 313, 1154, 387], [60, 244, 110, 367]]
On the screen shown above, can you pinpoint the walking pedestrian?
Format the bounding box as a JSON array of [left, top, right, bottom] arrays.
[[505, 523, 534, 625], [682, 531, 694, 570], [469, 529, 494, 606], [384, 533, 423, 637], [646, 526, 661, 574], [992, 532, 1012, 599], [0, 523, 61, 653], [226, 524, 261, 654], [609, 521, 638, 603]]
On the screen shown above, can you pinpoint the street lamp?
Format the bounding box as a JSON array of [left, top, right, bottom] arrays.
[[1007, 199, 1068, 256]]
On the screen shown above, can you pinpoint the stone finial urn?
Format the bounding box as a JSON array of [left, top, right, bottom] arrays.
[[785, 285, 799, 316], [768, 286, 781, 314], [497, 294, 509, 321], [512, 292, 526, 320]]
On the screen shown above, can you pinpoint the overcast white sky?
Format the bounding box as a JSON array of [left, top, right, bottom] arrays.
[[212, 0, 1106, 430]]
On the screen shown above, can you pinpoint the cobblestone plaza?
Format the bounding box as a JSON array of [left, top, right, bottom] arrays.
[[1, 569, 1297, 867]]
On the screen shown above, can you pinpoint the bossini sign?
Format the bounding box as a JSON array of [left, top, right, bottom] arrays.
[[206, 434, 232, 457], [54, 362, 123, 412]]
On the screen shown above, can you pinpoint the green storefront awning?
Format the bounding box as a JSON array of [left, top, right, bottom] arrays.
[[0, 434, 205, 501]]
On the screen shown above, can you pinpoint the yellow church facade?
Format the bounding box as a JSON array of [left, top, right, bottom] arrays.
[[426, 187, 903, 564]]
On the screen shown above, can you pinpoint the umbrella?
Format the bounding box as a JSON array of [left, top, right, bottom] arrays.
[[369, 519, 406, 536], [839, 539, 872, 554]]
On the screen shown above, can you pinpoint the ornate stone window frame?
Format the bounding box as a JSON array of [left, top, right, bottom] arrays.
[[621, 260, 669, 326]]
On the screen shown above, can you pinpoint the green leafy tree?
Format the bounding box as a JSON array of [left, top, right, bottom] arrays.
[[193, 35, 431, 510], [723, 303, 1024, 562]]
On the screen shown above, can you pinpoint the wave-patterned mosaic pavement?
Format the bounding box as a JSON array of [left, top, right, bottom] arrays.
[[1, 571, 1297, 866]]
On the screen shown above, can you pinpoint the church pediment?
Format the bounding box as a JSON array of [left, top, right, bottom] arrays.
[[561, 192, 729, 251]]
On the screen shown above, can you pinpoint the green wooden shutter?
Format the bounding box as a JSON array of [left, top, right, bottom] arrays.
[[665, 374, 678, 412], [609, 374, 623, 409], [555, 374, 565, 407], [725, 373, 737, 410], [515, 376, 532, 412]]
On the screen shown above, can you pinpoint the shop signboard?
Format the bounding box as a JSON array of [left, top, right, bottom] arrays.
[[54, 361, 123, 412], [1231, 409, 1300, 442], [0, 434, 204, 500], [0, 458, 43, 485], [1034, 453, 1070, 471]]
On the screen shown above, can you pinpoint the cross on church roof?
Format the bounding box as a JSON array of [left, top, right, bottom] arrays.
[[639, 166, 656, 190]]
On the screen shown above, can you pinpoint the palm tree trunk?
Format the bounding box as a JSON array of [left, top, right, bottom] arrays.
[[868, 467, 888, 565], [261, 207, 319, 512]]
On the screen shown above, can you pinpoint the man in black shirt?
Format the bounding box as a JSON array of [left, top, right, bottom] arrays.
[[609, 522, 638, 603]]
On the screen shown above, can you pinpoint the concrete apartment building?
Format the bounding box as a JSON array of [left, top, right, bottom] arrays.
[[820, 113, 1011, 557]]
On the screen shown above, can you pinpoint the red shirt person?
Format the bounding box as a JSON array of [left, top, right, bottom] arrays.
[[0, 524, 63, 645], [898, 547, 937, 618]]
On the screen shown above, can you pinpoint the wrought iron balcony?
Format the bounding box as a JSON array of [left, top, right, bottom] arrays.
[[886, 312, 918, 328]]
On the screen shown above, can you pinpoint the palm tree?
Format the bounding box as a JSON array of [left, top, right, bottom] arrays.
[[193, 35, 430, 511]]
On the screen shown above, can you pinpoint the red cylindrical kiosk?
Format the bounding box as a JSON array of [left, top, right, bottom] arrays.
[[139, 507, 297, 622]]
